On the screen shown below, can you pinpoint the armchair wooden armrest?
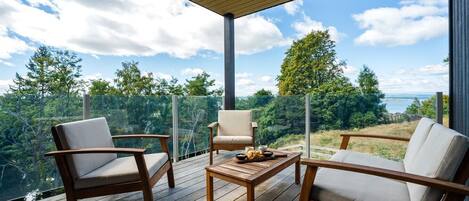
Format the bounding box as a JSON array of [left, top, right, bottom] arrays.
[[208, 122, 218, 128], [112, 134, 171, 155], [45, 147, 145, 156], [112, 134, 170, 139], [340, 133, 410, 149], [251, 122, 258, 128], [299, 159, 469, 201]]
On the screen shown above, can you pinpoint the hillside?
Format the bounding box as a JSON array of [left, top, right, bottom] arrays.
[[271, 120, 420, 160]]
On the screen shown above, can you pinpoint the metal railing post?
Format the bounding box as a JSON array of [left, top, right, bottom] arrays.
[[83, 93, 90, 119], [172, 95, 179, 162], [305, 95, 311, 158], [436, 92, 443, 124]]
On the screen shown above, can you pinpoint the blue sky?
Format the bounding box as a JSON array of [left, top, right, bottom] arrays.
[[0, 0, 449, 95]]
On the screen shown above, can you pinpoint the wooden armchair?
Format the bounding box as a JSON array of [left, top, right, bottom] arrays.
[[300, 118, 469, 201], [208, 110, 257, 164], [45, 117, 175, 201]]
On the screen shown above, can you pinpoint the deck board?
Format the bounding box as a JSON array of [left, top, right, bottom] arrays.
[[41, 151, 303, 201]]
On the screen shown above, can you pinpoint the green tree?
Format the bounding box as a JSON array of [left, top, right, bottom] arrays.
[[49, 50, 83, 95], [358, 65, 380, 94], [114, 61, 155, 96], [89, 79, 118, 95], [154, 77, 184, 96], [237, 89, 275, 109], [405, 95, 449, 118], [184, 72, 222, 96], [405, 98, 422, 115], [277, 31, 345, 95], [11, 46, 55, 99], [311, 77, 361, 130], [356, 65, 386, 121], [1, 46, 83, 199]]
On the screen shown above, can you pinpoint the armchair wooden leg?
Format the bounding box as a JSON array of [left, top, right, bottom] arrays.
[[65, 193, 76, 201], [209, 148, 213, 165], [167, 165, 175, 188], [299, 166, 318, 201], [142, 186, 153, 201]]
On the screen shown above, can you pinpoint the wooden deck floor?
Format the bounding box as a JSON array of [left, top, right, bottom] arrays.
[[42, 151, 305, 201]]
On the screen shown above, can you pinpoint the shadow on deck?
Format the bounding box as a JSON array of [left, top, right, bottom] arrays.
[[41, 151, 305, 201]]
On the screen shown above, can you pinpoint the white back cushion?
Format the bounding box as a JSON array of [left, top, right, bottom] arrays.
[[404, 117, 435, 169], [56, 117, 117, 178], [406, 124, 469, 201], [217, 110, 252, 136]]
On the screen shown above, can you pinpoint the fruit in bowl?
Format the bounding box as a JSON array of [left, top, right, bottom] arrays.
[[246, 149, 263, 160]]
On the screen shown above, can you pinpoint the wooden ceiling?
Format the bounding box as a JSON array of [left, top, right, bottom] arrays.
[[189, 0, 294, 19]]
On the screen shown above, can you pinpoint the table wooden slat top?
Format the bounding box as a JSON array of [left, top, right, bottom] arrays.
[[206, 150, 301, 184]]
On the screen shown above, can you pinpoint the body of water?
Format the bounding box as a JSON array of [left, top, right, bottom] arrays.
[[383, 93, 434, 113]]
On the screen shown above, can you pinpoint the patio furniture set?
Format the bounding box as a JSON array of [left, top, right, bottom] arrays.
[[45, 111, 469, 201]]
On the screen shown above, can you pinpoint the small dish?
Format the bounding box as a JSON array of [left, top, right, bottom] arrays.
[[262, 151, 273, 157], [236, 153, 247, 160]]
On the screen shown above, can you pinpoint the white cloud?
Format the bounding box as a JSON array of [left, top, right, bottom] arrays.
[[0, 79, 13, 94], [379, 63, 448, 93], [0, 26, 31, 64], [181, 68, 204, 77], [284, 0, 303, 15], [233, 73, 278, 96], [342, 65, 358, 76], [235, 72, 252, 79], [154, 72, 173, 81], [82, 73, 104, 81], [237, 78, 255, 87], [0, 0, 287, 60], [292, 16, 341, 42], [353, 3, 448, 46], [400, 0, 447, 6], [418, 63, 448, 75], [260, 75, 273, 82]]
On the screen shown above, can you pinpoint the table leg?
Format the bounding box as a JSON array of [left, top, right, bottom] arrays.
[[246, 183, 255, 201], [206, 173, 213, 201], [295, 160, 301, 184]]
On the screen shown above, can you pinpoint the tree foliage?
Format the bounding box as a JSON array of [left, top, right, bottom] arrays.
[[184, 72, 222, 96], [405, 95, 449, 118], [277, 31, 344, 95]]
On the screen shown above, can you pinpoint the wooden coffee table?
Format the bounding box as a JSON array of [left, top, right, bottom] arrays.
[[205, 150, 301, 201]]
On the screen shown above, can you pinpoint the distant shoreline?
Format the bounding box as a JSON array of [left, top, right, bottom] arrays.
[[383, 93, 435, 113]]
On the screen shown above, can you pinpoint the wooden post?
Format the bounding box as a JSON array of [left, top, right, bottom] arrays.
[[224, 13, 235, 110]]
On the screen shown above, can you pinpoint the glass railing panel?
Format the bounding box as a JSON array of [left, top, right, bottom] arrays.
[[246, 96, 306, 155], [308, 93, 425, 161], [89, 95, 173, 154], [177, 96, 222, 159], [0, 94, 82, 200]]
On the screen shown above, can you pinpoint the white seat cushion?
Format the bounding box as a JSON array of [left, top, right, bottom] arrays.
[[403, 117, 435, 170], [56, 117, 117, 178], [405, 124, 469, 201], [213, 136, 252, 145], [217, 110, 252, 136], [74, 153, 168, 189], [331, 150, 404, 171], [312, 150, 409, 201]]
